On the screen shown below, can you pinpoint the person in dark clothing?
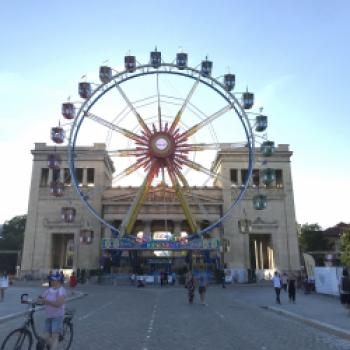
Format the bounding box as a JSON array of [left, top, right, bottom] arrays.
[[59, 270, 65, 284], [288, 276, 296, 303], [47, 270, 53, 287], [185, 273, 195, 304], [339, 268, 350, 314]]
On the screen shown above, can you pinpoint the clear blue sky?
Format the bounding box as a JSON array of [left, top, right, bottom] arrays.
[[0, 0, 349, 228]]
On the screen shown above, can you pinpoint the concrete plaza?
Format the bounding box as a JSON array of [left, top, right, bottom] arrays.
[[0, 281, 349, 350]]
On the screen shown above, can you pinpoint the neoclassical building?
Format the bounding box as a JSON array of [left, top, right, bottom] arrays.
[[21, 142, 300, 279]]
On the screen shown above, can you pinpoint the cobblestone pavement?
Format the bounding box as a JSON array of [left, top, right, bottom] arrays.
[[1, 285, 350, 350]]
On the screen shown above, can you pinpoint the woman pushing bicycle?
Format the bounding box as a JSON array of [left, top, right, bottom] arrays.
[[38, 272, 67, 350]]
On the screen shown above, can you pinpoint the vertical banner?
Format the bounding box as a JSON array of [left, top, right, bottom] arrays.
[[303, 253, 316, 278]]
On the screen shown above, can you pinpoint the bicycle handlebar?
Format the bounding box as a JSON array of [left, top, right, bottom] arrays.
[[20, 293, 44, 306]]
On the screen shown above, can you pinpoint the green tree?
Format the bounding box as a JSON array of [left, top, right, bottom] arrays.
[[299, 223, 329, 252], [340, 228, 350, 267], [0, 215, 26, 250]]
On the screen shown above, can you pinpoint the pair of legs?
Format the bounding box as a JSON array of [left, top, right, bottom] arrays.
[[199, 287, 206, 304], [288, 290, 296, 303], [44, 317, 63, 350], [0, 287, 6, 301], [188, 289, 195, 304], [274, 287, 281, 304], [44, 332, 59, 350]]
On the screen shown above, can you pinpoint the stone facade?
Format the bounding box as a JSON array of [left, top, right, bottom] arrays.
[[21, 142, 300, 278]]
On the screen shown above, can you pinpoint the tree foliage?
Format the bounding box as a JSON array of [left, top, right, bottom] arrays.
[[340, 228, 350, 267], [299, 223, 330, 252], [0, 215, 26, 250]]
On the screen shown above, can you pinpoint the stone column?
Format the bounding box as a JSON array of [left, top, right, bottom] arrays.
[[59, 168, 64, 183], [83, 168, 88, 187], [254, 240, 259, 269], [49, 168, 53, 183], [259, 241, 264, 270]]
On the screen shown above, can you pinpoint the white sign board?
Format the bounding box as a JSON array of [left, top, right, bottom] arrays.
[[314, 267, 342, 295]]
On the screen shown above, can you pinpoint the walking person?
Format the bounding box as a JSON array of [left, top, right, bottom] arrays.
[[47, 270, 54, 287], [339, 268, 350, 315], [198, 275, 207, 305], [160, 271, 164, 287], [185, 272, 196, 304], [272, 271, 282, 304], [0, 271, 9, 302], [222, 270, 226, 288], [38, 273, 67, 350], [288, 275, 296, 303], [281, 272, 288, 292], [69, 271, 77, 295], [59, 270, 65, 284]]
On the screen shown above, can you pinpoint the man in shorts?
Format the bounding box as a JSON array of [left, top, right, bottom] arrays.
[[39, 273, 66, 350]]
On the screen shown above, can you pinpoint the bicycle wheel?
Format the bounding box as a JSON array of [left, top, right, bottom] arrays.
[[0, 328, 32, 350], [57, 321, 73, 350]]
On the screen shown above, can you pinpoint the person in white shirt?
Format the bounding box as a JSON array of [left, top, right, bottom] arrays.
[[38, 273, 67, 350], [272, 271, 282, 304], [0, 271, 9, 302]]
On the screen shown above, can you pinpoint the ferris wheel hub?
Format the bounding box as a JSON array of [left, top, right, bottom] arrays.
[[149, 132, 175, 158]]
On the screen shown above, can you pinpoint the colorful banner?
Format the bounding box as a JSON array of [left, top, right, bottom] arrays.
[[102, 238, 220, 250]]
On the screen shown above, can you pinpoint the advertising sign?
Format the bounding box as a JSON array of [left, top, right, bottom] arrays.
[[102, 237, 220, 250]]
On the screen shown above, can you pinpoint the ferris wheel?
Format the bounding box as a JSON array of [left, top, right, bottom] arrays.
[[50, 49, 275, 240]]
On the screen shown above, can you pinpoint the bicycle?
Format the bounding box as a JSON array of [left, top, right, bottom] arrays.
[[0, 294, 74, 350]]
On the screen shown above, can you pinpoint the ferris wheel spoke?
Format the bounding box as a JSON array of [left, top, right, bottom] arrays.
[[180, 105, 232, 139], [180, 159, 224, 183], [120, 167, 156, 235], [173, 168, 190, 189], [84, 112, 145, 143], [176, 142, 248, 153], [112, 159, 149, 183], [108, 148, 148, 157], [114, 83, 152, 136], [169, 77, 200, 133], [167, 170, 197, 233], [156, 73, 162, 131]]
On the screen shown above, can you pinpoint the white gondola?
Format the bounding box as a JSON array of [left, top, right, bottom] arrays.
[[224, 74, 235, 91], [51, 127, 65, 144], [125, 55, 136, 72], [61, 207, 76, 223], [48, 153, 61, 169], [255, 115, 268, 132], [260, 141, 275, 157], [49, 181, 64, 197], [261, 168, 275, 185], [99, 66, 112, 83], [242, 91, 254, 109], [253, 194, 267, 210], [61, 102, 75, 120], [176, 52, 188, 69], [78, 82, 92, 99], [201, 59, 213, 77], [150, 50, 161, 68]]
